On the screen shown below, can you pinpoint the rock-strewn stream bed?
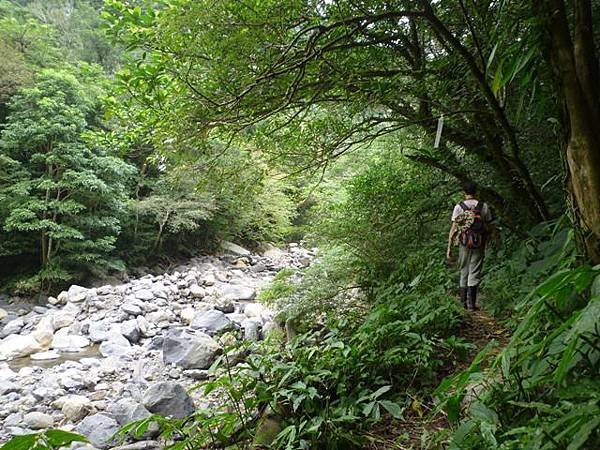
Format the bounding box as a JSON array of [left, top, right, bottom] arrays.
[[0, 243, 313, 448]]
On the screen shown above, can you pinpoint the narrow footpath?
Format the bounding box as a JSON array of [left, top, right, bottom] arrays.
[[364, 306, 511, 449]]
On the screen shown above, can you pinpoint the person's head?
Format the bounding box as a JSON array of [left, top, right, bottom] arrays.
[[462, 181, 477, 196]]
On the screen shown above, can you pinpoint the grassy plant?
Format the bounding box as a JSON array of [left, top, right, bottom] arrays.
[[433, 223, 600, 449]]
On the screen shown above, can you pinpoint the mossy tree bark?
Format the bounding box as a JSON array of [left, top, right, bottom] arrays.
[[538, 0, 600, 263]]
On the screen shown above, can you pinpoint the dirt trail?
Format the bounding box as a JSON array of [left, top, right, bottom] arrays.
[[459, 309, 511, 356], [363, 306, 511, 449]]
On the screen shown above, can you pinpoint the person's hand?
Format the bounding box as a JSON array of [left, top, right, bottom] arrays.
[[446, 247, 452, 260]]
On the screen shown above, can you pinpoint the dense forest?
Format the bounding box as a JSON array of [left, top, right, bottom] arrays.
[[0, 0, 599, 449]]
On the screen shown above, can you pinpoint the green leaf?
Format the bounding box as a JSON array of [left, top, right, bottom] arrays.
[[379, 400, 403, 419], [486, 43, 499, 71], [363, 401, 376, 416], [567, 417, 600, 450], [554, 334, 578, 384], [44, 430, 88, 447], [590, 274, 600, 298], [480, 421, 498, 447], [446, 395, 462, 423], [451, 420, 477, 445], [370, 385, 391, 399], [0, 434, 38, 450], [469, 402, 499, 424]]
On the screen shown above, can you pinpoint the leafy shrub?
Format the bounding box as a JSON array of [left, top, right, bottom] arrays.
[[481, 218, 576, 321], [314, 153, 454, 280], [261, 247, 366, 329], [121, 273, 464, 449]]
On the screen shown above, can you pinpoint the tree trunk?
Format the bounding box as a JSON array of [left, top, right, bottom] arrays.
[[153, 211, 171, 252], [41, 162, 53, 267], [41, 233, 49, 266], [538, 0, 600, 263]]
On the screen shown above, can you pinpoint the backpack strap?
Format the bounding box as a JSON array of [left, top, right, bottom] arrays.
[[459, 201, 470, 212], [474, 201, 484, 213]]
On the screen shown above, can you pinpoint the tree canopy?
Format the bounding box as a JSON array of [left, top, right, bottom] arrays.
[[1, 1, 600, 448]]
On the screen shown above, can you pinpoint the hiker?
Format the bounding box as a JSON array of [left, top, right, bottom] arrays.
[[446, 181, 493, 310]]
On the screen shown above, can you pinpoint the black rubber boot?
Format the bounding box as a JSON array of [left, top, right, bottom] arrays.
[[469, 286, 479, 310], [459, 287, 468, 309]]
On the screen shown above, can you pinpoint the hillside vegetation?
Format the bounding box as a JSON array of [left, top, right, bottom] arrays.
[[1, 0, 599, 449]]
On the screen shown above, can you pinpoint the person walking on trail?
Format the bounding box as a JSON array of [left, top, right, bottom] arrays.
[[446, 181, 493, 310]]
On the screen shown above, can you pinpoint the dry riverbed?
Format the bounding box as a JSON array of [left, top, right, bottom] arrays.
[[0, 242, 313, 449]]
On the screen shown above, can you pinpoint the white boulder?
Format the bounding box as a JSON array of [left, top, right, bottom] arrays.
[[0, 334, 43, 360], [23, 411, 54, 429]]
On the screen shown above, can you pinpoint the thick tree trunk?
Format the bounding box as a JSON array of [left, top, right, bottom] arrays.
[[538, 0, 600, 263]]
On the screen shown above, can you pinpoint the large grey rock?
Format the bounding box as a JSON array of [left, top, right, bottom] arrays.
[[61, 394, 93, 421], [180, 307, 195, 325], [51, 329, 90, 351], [33, 386, 59, 400], [0, 364, 16, 381], [244, 303, 265, 318], [146, 310, 172, 324], [221, 285, 256, 302], [120, 320, 140, 343], [59, 368, 95, 390], [88, 321, 111, 343], [67, 285, 89, 303], [31, 328, 53, 348], [99, 333, 131, 357], [213, 298, 235, 313], [3, 318, 24, 334], [0, 334, 43, 360], [136, 315, 151, 337], [220, 241, 250, 256], [190, 310, 233, 335], [262, 245, 285, 259], [35, 315, 55, 334], [30, 350, 61, 360], [107, 398, 151, 425], [242, 319, 261, 342], [4, 412, 23, 427], [142, 382, 195, 419], [189, 284, 206, 298], [250, 263, 267, 273], [122, 302, 143, 316], [76, 413, 120, 449], [202, 273, 216, 286], [134, 289, 154, 301], [23, 411, 54, 429], [226, 313, 247, 326], [0, 380, 19, 395], [162, 329, 220, 369], [52, 312, 76, 330]]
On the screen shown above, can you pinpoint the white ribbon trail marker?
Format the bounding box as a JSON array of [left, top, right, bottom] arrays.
[[434, 114, 444, 148]]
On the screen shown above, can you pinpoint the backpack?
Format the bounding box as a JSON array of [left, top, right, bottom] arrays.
[[457, 201, 486, 249]]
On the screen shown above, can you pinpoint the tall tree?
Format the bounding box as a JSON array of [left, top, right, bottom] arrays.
[[0, 69, 134, 290], [535, 0, 600, 262]]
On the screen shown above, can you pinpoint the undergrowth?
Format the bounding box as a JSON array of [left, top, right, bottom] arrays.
[[118, 257, 467, 449], [433, 221, 600, 449]]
